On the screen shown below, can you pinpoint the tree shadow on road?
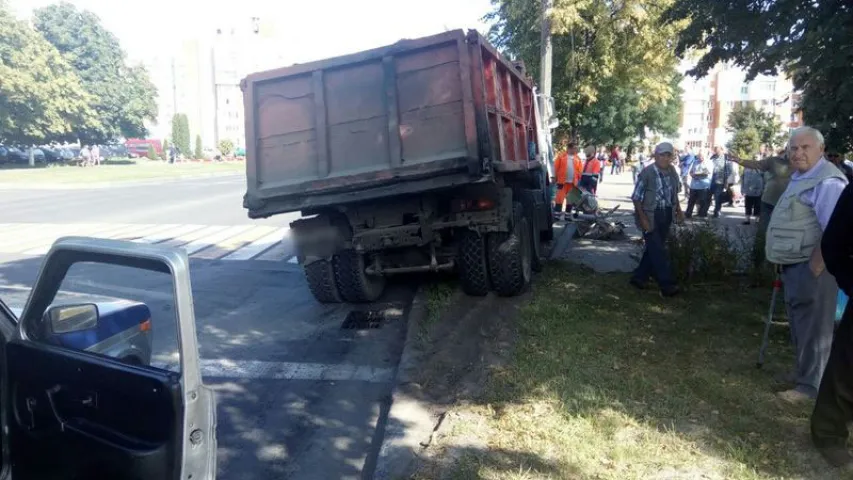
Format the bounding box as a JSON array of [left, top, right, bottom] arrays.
[[0, 254, 416, 480]]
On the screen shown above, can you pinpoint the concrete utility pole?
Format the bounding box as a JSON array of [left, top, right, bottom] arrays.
[[539, 0, 553, 128]]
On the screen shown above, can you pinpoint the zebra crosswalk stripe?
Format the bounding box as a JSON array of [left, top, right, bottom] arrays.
[[25, 223, 142, 255], [0, 223, 297, 262], [182, 225, 254, 255], [221, 227, 288, 261]]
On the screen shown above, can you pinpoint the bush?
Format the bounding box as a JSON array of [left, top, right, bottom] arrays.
[[146, 144, 158, 160], [666, 221, 740, 285], [218, 139, 235, 156], [161, 139, 170, 161], [665, 220, 776, 288], [194, 135, 203, 160]]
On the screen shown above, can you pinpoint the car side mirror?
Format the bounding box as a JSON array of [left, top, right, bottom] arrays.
[[46, 303, 99, 334]]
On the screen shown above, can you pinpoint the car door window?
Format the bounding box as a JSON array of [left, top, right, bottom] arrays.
[[6, 238, 215, 480], [23, 261, 181, 373]]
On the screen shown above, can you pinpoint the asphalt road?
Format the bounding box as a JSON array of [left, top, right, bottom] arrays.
[[0, 173, 413, 479]]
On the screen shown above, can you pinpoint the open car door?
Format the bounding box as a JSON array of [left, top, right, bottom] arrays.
[[1, 237, 217, 480]]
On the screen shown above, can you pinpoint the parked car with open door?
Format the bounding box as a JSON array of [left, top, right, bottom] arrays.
[[0, 236, 217, 480]]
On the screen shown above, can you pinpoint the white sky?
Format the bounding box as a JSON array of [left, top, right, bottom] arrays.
[[10, 0, 495, 64]]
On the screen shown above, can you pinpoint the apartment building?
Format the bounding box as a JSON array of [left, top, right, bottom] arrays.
[[678, 62, 802, 151], [144, 17, 286, 150]]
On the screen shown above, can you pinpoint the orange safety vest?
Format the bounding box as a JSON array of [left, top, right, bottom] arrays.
[[583, 158, 602, 175]]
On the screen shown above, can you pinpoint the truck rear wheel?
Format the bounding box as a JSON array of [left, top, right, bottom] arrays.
[[520, 190, 544, 272], [334, 250, 386, 303], [305, 259, 343, 304], [487, 202, 532, 296], [457, 230, 491, 296]]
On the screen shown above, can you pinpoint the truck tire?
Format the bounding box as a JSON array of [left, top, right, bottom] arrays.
[[487, 202, 532, 297], [305, 259, 343, 303], [457, 230, 491, 296], [520, 190, 544, 272], [334, 250, 386, 303]]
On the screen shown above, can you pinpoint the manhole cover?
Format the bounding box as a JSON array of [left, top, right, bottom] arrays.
[[341, 310, 384, 330]]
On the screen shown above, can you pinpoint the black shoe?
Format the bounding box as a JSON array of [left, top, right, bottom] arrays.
[[629, 278, 645, 290], [742, 220, 751, 225], [661, 286, 681, 297], [773, 371, 797, 385], [816, 444, 853, 468]]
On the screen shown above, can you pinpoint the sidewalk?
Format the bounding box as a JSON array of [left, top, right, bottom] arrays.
[[558, 168, 759, 272]]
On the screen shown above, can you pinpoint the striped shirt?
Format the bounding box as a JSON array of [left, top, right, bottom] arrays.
[[632, 165, 676, 208]]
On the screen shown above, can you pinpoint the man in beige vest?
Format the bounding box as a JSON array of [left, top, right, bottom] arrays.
[[766, 126, 849, 403]]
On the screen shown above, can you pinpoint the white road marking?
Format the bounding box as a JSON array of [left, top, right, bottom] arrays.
[[221, 227, 289, 261], [150, 358, 395, 383], [182, 225, 254, 255], [99, 223, 158, 240], [1, 223, 292, 261], [136, 224, 207, 244], [24, 223, 137, 255], [160, 225, 232, 248], [130, 224, 183, 243], [64, 279, 174, 301], [0, 223, 98, 251]]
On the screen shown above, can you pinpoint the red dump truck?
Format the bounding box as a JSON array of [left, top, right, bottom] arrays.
[[241, 29, 556, 303]]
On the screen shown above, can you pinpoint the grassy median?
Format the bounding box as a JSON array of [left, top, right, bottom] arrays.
[[416, 263, 834, 480], [0, 160, 244, 185]]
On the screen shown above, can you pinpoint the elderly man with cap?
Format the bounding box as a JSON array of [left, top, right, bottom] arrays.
[[766, 126, 849, 404], [629, 142, 684, 297]]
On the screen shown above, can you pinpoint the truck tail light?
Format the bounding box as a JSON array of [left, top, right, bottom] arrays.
[[454, 198, 495, 212]]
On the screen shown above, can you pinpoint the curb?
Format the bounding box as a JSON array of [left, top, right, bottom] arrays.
[[0, 172, 241, 190], [372, 287, 436, 480], [548, 221, 578, 260], [371, 221, 580, 479]]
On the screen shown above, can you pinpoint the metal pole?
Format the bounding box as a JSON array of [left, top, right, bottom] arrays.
[[757, 272, 783, 368], [539, 0, 553, 129]]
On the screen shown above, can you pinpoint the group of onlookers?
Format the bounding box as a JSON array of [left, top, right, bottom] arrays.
[[629, 127, 853, 469]]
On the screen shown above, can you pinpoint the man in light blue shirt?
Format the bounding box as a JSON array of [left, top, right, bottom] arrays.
[[685, 152, 713, 218], [768, 127, 848, 406]]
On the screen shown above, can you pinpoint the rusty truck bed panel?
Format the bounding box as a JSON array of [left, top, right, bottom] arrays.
[[243, 29, 539, 215]]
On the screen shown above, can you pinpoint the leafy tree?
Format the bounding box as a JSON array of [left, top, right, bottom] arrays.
[[664, 0, 853, 152], [728, 126, 761, 160], [146, 144, 157, 160], [194, 135, 203, 159], [170, 114, 190, 155], [488, 0, 686, 145], [32, 2, 157, 144], [0, 4, 94, 145], [726, 103, 785, 151], [218, 139, 235, 156]]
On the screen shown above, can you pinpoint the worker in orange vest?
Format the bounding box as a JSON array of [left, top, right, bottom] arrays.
[[580, 145, 603, 194], [553, 139, 583, 219]]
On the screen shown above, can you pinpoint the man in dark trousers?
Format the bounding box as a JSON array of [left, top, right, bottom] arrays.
[[811, 181, 853, 467], [629, 142, 684, 297]]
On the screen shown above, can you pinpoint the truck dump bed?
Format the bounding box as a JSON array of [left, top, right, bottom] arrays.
[[242, 29, 540, 218]]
